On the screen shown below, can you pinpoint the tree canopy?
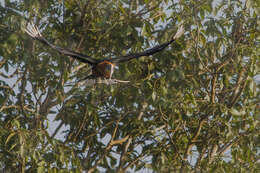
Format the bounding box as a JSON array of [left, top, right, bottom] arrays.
[[0, 0, 259, 172]]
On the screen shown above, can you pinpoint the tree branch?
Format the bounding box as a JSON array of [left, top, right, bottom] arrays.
[[218, 137, 240, 156], [122, 152, 146, 172], [184, 119, 205, 161], [87, 115, 129, 173], [211, 74, 217, 103], [118, 102, 148, 172]]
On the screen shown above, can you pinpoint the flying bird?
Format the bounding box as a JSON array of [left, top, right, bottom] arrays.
[[25, 23, 184, 80]]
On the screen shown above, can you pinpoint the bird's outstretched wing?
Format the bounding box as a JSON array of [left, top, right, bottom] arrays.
[[25, 22, 98, 65], [109, 25, 184, 64]]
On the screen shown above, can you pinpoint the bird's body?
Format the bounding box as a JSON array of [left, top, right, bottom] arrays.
[[25, 23, 184, 80], [92, 60, 115, 79]]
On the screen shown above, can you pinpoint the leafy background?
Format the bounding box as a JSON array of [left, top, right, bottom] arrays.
[[0, 0, 259, 172]]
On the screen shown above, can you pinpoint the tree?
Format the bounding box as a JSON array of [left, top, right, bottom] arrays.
[[0, 0, 259, 172]]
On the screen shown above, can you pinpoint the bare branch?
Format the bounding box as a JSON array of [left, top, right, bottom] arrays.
[[118, 102, 148, 172], [218, 137, 240, 156], [51, 121, 64, 138], [208, 144, 218, 164], [0, 105, 19, 112], [110, 135, 130, 146], [122, 152, 147, 172], [184, 119, 205, 161], [88, 115, 130, 173], [211, 75, 217, 103], [230, 67, 248, 107]]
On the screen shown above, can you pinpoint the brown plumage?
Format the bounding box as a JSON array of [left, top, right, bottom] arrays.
[[25, 23, 184, 79]]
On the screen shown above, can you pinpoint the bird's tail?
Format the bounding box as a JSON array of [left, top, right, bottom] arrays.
[[173, 25, 185, 40], [24, 22, 43, 40]]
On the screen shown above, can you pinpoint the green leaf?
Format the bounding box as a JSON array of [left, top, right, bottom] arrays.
[[141, 24, 147, 37], [37, 163, 46, 173], [152, 91, 156, 101], [11, 119, 20, 129], [5, 132, 17, 145], [126, 25, 133, 36], [230, 108, 246, 116]]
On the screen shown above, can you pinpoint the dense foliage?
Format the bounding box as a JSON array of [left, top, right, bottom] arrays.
[[0, 0, 259, 172]]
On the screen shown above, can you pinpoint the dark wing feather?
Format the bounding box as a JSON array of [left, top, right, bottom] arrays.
[[109, 40, 175, 64], [25, 23, 98, 65], [108, 25, 184, 64]]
